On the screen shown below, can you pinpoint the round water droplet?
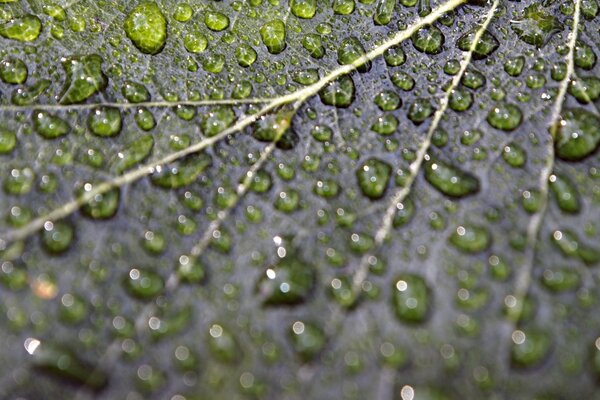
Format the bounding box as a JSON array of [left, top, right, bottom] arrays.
[[88, 107, 122, 137], [554, 108, 600, 161], [407, 98, 434, 124], [332, 0, 355, 14], [504, 56, 525, 77], [257, 254, 315, 305], [502, 142, 527, 167], [319, 74, 355, 108], [356, 158, 392, 199], [511, 329, 551, 368], [371, 114, 398, 135], [135, 107, 156, 130], [201, 106, 235, 137], [392, 274, 430, 323], [449, 225, 490, 253], [124, 2, 168, 55], [183, 31, 208, 53], [275, 189, 300, 212], [411, 25, 444, 54], [42, 221, 74, 254], [173, 3, 193, 22], [124, 268, 164, 300], [384, 45, 406, 66], [449, 87, 473, 112], [79, 187, 120, 219], [289, 321, 325, 361], [0, 57, 27, 84], [302, 34, 325, 58], [204, 11, 229, 31], [291, 0, 317, 19], [374, 90, 401, 111], [235, 43, 257, 67], [33, 111, 70, 139], [487, 103, 522, 131], [260, 20, 286, 54]]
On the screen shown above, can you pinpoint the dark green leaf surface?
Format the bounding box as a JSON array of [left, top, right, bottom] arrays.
[[0, 0, 599, 399]]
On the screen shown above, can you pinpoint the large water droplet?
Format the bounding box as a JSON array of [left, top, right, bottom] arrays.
[[124, 2, 168, 55]]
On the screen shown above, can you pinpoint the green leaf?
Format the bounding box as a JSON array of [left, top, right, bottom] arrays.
[[0, 0, 599, 398]]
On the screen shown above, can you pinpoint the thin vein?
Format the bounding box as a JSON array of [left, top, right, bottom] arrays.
[[351, 0, 500, 294], [511, 0, 582, 318], [0, 98, 275, 112]]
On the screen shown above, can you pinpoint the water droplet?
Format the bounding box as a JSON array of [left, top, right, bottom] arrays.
[[274, 189, 300, 212], [371, 114, 398, 135], [424, 156, 479, 197], [33, 111, 70, 139], [374, 90, 401, 111], [0, 127, 17, 154], [332, 0, 355, 14], [549, 173, 580, 213], [374, 0, 395, 25], [291, 0, 317, 19], [121, 81, 150, 103], [510, 329, 551, 368], [319, 74, 355, 108], [487, 103, 522, 131], [235, 43, 257, 67], [28, 342, 108, 391], [554, 108, 600, 161], [411, 25, 444, 54], [124, 2, 168, 55], [173, 3, 193, 22], [449, 225, 491, 253], [124, 268, 164, 299], [201, 106, 235, 137], [260, 20, 286, 54], [356, 158, 392, 199], [449, 87, 473, 112], [0, 57, 27, 84], [392, 274, 430, 323], [504, 56, 525, 77], [4, 167, 34, 195], [383, 45, 406, 67], [204, 11, 229, 31], [151, 154, 212, 189], [407, 98, 434, 124], [289, 321, 325, 361], [337, 37, 369, 72], [540, 268, 580, 292], [551, 229, 599, 265], [302, 34, 325, 58], [502, 142, 527, 167], [0, 14, 41, 42], [257, 252, 315, 305], [79, 186, 120, 220], [457, 28, 498, 59], [88, 107, 122, 137], [135, 107, 156, 130], [59, 54, 108, 105], [41, 221, 74, 254], [511, 4, 563, 48]]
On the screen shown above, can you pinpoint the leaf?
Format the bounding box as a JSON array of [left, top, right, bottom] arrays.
[[0, 0, 600, 398]]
